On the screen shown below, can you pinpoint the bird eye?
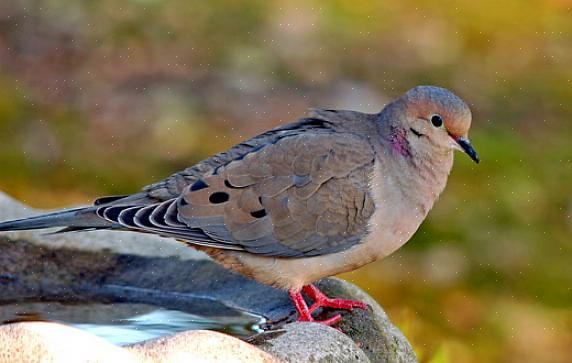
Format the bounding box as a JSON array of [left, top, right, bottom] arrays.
[[430, 114, 444, 127]]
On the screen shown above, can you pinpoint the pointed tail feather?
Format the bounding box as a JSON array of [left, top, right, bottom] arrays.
[[0, 207, 111, 232]]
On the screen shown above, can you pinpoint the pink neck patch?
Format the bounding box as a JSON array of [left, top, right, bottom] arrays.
[[390, 128, 411, 157]]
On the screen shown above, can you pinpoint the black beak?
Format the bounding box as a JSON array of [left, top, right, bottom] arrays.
[[457, 137, 479, 164]]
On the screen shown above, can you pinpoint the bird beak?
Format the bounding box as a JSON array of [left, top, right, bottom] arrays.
[[455, 137, 479, 164]]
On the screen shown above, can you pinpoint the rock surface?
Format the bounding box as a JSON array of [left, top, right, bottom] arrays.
[[252, 322, 371, 363], [314, 279, 417, 363], [128, 329, 279, 363], [0, 191, 417, 362], [0, 322, 278, 363]]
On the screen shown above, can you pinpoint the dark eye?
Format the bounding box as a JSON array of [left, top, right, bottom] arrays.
[[430, 114, 444, 127]]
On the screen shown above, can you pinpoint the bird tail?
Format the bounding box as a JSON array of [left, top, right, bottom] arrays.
[[0, 207, 111, 232]]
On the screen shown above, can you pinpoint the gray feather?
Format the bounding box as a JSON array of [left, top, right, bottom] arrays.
[[0, 207, 110, 231]]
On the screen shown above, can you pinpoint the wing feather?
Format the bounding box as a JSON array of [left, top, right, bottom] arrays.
[[89, 118, 377, 258]]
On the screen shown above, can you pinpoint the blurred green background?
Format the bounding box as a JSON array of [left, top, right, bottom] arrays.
[[1, 1, 571, 362]]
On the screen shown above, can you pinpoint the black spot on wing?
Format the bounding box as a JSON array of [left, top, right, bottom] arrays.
[[190, 179, 209, 191], [209, 192, 230, 204], [224, 179, 246, 189], [250, 209, 267, 218]]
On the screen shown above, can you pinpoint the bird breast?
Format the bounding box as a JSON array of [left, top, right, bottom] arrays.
[[361, 160, 435, 258]]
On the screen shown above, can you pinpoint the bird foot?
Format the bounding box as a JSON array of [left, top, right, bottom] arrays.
[[288, 284, 368, 326], [303, 284, 368, 314]]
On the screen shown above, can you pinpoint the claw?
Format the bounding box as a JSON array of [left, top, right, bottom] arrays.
[[288, 284, 368, 326]]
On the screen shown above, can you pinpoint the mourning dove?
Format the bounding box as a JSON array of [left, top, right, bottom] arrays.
[[0, 86, 478, 325]]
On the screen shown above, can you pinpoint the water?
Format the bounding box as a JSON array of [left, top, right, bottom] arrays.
[[0, 301, 264, 345]]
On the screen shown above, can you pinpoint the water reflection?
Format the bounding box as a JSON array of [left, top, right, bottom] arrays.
[[0, 301, 264, 346]]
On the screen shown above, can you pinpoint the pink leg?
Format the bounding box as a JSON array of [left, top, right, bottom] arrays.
[[288, 290, 342, 326], [288, 284, 368, 326], [302, 284, 368, 314]]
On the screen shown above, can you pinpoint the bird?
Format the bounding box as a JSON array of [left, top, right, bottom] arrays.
[[0, 85, 478, 326]]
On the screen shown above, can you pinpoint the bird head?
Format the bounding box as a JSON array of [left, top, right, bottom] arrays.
[[390, 86, 479, 163]]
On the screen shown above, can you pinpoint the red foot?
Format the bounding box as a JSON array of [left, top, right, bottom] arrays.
[[303, 285, 368, 313], [288, 284, 368, 326]]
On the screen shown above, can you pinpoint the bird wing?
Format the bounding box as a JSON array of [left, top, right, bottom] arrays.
[[97, 128, 376, 258]]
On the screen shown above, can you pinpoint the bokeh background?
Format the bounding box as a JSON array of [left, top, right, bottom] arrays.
[[1, 1, 571, 362]]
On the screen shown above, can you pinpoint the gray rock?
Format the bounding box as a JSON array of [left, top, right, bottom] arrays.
[[253, 322, 371, 363], [0, 191, 417, 362], [315, 279, 417, 363]]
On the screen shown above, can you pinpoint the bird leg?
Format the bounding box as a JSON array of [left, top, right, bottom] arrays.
[[288, 289, 342, 325], [303, 284, 368, 313], [288, 284, 368, 326]]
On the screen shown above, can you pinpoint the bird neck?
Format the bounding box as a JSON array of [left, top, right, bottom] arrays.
[[373, 118, 454, 217]]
